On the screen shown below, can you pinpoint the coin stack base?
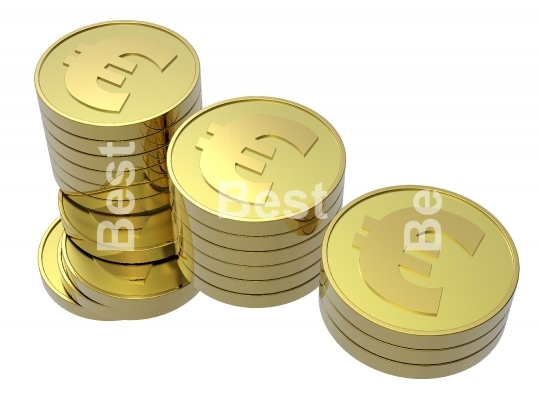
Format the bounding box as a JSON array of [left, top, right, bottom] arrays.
[[39, 219, 199, 320]]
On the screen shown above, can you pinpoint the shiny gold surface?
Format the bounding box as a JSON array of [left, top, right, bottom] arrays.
[[179, 260, 319, 308], [175, 216, 330, 266], [67, 236, 175, 264], [61, 233, 197, 310], [172, 189, 343, 251], [41, 91, 201, 155], [179, 252, 321, 294], [51, 164, 165, 196], [59, 192, 174, 249], [320, 298, 506, 379], [45, 137, 169, 173], [170, 179, 344, 237], [320, 286, 508, 364], [322, 277, 513, 350], [58, 247, 188, 320], [168, 97, 345, 236], [37, 218, 110, 320], [63, 183, 170, 215], [46, 130, 167, 173], [179, 236, 322, 280], [50, 154, 168, 193], [35, 21, 201, 141], [49, 146, 169, 187], [322, 186, 519, 349]]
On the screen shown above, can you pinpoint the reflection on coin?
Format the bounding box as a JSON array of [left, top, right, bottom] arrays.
[[168, 97, 346, 236]]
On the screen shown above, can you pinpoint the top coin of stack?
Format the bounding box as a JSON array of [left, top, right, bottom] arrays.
[[35, 21, 201, 319], [35, 20, 201, 203], [320, 186, 519, 378], [168, 97, 346, 307]]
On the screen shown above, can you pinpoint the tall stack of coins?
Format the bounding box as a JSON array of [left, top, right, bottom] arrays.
[[168, 97, 346, 307], [36, 21, 201, 320], [320, 186, 519, 378]]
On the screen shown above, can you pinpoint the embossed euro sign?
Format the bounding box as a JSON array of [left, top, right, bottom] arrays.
[[196, 115, 319, 205], [352, 205, 485, 315], [63, 36, 177, 112]]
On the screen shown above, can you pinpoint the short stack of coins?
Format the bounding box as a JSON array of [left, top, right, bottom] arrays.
[[168, 97, 346, 307], [36, 21, 202, 320], [320, 186, 519, 378]]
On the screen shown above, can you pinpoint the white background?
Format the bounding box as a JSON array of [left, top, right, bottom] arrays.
[[0, 0, 538, 394]]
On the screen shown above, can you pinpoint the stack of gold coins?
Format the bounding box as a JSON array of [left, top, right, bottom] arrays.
[[36, 21, 201, 320], [320, 186, 519, 378], [168, 97, 346, 308]]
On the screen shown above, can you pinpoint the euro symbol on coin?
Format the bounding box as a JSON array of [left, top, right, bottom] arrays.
[[63, 36, 177, 112], [196, 115, 319, 205], [352, 208, 485, 315]]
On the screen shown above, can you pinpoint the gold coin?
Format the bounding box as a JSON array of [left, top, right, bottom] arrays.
[[173, 189, 343, 252], [51, 165, 168, 200], [174, 215, 330, 266], [67, 235, 176, 264], [58, 191, 174, 249], [50, 152, 168, 191], [48, 142, 169, 187], [35, 21, 201, 141], [43, 116, 169, 158], [319, 299, 506, 379], [57, 248, 118, 319], [180, 260, 319, 308], [63, 184, 170, 215], [47, 142, 169, 191], [168, 97, 345, 237], [58, 247, 186, 320], [37, 218, 110, 320], [172, 188, 343, 251], [45, 130, 167, 174], [170, 176, 344, 237], [41, 90, 201, 154], [45, 136, 169, 173], [178, 251, 321, 294], [51, 164, 166, 196], [320, 285, 508, 364], [322, 185, 519, 351], [179, 234, 322, 280], [61, 233, 197, 311]]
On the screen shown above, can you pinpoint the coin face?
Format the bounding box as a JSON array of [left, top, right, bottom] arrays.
[[322, 186, 519, 336], [35, 21, 200, 126], [168, 97, 345, 224]]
